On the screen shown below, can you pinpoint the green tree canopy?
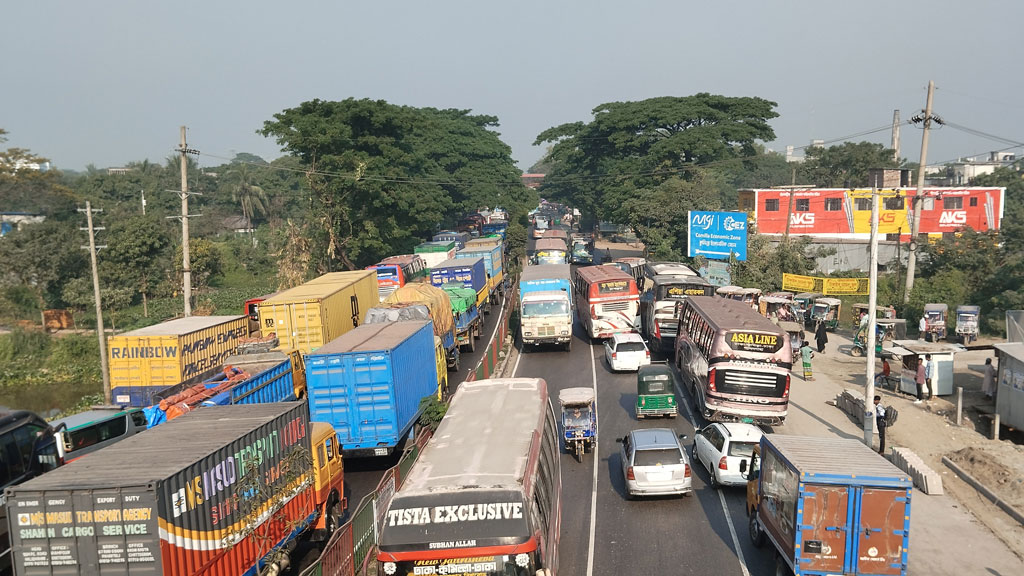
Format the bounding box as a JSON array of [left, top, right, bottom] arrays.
[[260, 98, 532, 269], [0, 220, 88, 310], [798, 141, 902, 187], [534, 93, 778, 251]]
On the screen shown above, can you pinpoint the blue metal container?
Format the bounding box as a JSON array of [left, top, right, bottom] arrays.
[[429, 257, 486, 294], [305, 320, 438, 457]]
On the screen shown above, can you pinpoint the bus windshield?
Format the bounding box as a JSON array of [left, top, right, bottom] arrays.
[[374, 265, 400, 283], [598, 280, 631, 295]]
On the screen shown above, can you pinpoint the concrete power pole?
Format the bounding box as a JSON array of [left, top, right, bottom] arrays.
[[891, 110, 901, 162], [864, 188, 881, 449], [904, 81, 936, 303], [169, 127, 201, 316], [79, 201, 111, 405]]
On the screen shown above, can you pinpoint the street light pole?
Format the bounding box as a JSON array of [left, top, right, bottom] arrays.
[[864, 188, 880, 449]]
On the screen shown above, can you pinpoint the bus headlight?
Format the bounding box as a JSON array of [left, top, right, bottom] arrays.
[[560, 330, 569, 335], [524, 331, 532, 336]]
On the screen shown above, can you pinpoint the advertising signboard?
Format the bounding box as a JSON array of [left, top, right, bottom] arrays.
[[688, 211, 748, 261]]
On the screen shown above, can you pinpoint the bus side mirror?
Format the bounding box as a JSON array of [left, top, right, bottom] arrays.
[[615, 437, 624, 443], [739, 460, 747, 474], [678, 434, 687, 441]]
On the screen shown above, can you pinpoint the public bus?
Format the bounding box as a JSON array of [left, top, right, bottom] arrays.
[[1, 411, 63, 573], [674, 296, 792, 425], [377, 378, 561, 576], [640, 274, 714, 353], [51, 407, 149, 463], [365, 254, 427, 301], [574, 265, 641, 339]]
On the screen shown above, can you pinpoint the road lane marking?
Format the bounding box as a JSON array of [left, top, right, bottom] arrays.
[[585, 341, 599, 576], [511, 345, 523, 377], [469, 291, 511, 379], [718, 491, 751, 576], [674, 365, 751, 576]]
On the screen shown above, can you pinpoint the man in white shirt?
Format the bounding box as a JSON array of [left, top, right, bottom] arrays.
[[919, 316, 927, 340], [874, 395, 887, 454], [924, 353, 935, 400]]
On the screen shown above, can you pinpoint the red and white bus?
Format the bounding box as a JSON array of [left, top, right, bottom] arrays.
[[378, 378, 561, 576], [365, 254, 427, 301], [574, 265, 640, 339], [674, 296, 792, 426]]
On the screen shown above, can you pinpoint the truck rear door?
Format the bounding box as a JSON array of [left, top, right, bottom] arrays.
[[798, 484, 849, 574], [855, 488, 908, 575]]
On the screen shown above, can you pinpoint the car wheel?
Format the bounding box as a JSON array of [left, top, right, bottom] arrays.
[[749, 512, 766, 548], [709, 468, 720, 489]]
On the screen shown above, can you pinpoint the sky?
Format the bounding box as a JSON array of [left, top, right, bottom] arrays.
[[3, 1, 1023, 173]]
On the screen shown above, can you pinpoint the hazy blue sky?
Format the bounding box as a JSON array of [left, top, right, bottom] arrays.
[[3, 1, 1022, 172]]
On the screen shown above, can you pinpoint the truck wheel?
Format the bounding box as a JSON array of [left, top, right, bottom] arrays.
[[468, 335, 476, 353], [774, 554, 792, 576], [565, 338, 572, 352], [473, 325, 481, 340], [749, 512, 766, 548]]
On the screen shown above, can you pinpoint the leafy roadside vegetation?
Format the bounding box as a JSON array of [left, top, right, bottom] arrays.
[[0, 330, 102, 415]]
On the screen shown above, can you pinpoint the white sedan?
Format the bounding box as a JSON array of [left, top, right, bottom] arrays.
[[604, 333, 651, 372], [691, 422, 763, 487]]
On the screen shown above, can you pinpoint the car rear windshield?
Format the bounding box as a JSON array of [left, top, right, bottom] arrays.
[[616, 342, 646, 353], [633, 447, 683, 467], [727, 441, 758, 458]]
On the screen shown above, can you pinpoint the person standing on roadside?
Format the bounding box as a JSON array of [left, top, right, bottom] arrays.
[[919, 315, 927, 340], [924, 353, 934, 400], [874, 395, 887, 454], [800, 340, 815, 381], [982, 357, 996, 399], [814, 320, 828, 354], [914, 358, 926, 404]]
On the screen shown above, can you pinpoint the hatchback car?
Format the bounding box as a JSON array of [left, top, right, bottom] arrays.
[[604, 333, 651, 372], [618, 428, 691, 498], [691, 422, 763, 488]]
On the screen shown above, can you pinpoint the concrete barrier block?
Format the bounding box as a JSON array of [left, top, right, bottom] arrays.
[[891, 447, 943, 495]]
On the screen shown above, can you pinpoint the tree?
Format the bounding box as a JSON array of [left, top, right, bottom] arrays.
[[798, 142, 902, 187], [621, 173, 721, 261], [175, 238, 224, 297], [732, 236, 833, 292], [535, 93, 779, 237], [260, 98, 527, 269], [99, 215, 171, 317], [0, 221, 88, 316], [225, 162, 270, 242]]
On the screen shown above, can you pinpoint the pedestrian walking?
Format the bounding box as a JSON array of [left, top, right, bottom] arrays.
[[918, 315, 927, 340], [982, 357, 996, 399], [874, 395, 887, 454], [914, 359, 926, 404], [814, 320, 828, 354], [924, 353, 934, 400], [875, 358, 892, 389], [800, 341, 814, 381]]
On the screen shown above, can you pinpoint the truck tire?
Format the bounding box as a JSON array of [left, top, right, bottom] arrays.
[[468, 334, 476, 353], [749, 512, 766, 548], [565, 338, 572, 352]]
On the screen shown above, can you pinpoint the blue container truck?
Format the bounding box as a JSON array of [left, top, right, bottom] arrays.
[[305, 320, 439, 457], [456, 241, 504, 307], [430, 257, 488, 313], [743, 434, 913, 576], [482, 221, 508, 239]]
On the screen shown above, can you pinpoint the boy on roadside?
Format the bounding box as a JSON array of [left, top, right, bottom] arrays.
[[874, 395, 887, 454]]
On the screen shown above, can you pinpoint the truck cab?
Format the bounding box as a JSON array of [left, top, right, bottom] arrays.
[[309, 421, 347, 539]]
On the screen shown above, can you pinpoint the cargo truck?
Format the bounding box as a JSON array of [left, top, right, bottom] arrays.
[[145, 349, 306, 427], [432, 230, 469, 250], [430, 257, 489, 314], [363, 306, 450, 399], [305, 321, 439, 457], [439, 283, 482, 353], [5, 403, 345, 576], [457, 239, 505, 306], [383, 283, 461, 371], [258, 270, 378, 354], [107, 315, 249, 407], [742, 435, 913, 576], [481, 220, 507, 239], [520, 264, 573, 351], [414, 240, 457, 270]]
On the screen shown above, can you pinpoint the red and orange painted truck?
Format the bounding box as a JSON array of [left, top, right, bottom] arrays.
[[4, 403, 344, 576]]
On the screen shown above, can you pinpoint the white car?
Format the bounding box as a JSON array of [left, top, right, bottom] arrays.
[[618, 428, 692, 499], [604, 333, 651, 372], [691, 422, 763, 488]]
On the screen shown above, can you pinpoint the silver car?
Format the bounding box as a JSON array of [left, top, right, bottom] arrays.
[[618, 428, 692, 499]]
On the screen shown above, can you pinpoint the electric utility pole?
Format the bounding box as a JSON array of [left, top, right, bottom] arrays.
[[168, 127, 201, 316], [904, 81, 936, 303], [784, 166, 797, 240], [80, 201, 111, 405], [864, 188, 881, 449], [891, 110, 901, 162]]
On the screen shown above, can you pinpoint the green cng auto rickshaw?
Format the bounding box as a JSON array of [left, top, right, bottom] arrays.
[[809, 297, 842, 331], [636, 364, 677, 419], [794, 292, 823, 327]]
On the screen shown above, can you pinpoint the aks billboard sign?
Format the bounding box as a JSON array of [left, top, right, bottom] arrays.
[[688, 211, 748, 261]]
